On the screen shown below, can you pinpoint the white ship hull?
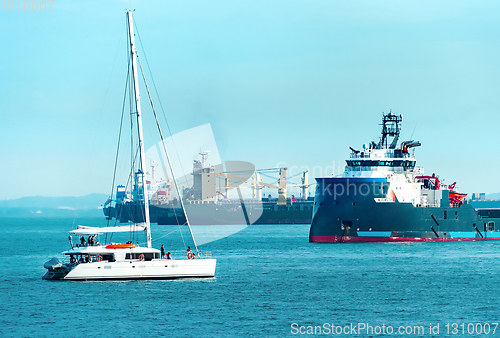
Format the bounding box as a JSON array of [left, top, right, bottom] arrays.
[[44, 258, 216, 281]]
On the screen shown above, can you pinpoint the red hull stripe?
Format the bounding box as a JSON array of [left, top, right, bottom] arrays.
[[310, 235, 500, 243]]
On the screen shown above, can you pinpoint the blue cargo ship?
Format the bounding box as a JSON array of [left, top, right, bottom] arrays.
[[309, 112, 500, 243]]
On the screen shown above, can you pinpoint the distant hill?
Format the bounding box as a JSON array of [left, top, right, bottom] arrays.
[[0, 194, 108, 209], [486, 193, 500, 200], [0, 194, 108, 217]]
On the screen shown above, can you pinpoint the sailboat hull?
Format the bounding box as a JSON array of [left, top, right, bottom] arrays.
[[44, 259, 216, 281]]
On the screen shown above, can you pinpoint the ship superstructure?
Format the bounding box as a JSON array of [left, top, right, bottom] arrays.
[[309, 112, 500, 243]]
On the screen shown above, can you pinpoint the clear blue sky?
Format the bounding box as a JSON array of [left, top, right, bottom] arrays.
[[1, 0, 499, 200]]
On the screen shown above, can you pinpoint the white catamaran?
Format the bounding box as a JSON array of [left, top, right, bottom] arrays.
[[43, 11, 216, 281]]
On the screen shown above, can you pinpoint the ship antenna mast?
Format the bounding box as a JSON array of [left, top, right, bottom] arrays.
[[150, 159, 158, 181], [378, 110, 402, 149], [199, 149, 210, 167]]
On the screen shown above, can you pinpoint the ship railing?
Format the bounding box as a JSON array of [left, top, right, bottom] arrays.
[[426, 203, 440, 208], [198, 251, 212, 259], [187, 200, 216, 204], [410, 166, 424, 174], [349, 150, 414, 159], [160, 251, 212, 260], [350, 153, 371, 159]]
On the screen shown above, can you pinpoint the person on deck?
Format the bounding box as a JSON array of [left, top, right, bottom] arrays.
[[80, 236, 86, 246], [161, 245, 165, 258], [166, 252, 171, 259]]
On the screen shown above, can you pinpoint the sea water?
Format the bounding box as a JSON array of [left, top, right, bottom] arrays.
[[1, 217, 500, 337]]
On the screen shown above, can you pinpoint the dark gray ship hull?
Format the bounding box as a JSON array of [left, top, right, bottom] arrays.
[[105, 199, 314, 225], [158, 200, 313, 225], [309, 178, 500, 243]]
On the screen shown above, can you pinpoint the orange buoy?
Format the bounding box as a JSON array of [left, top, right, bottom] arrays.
[[187, 252, 195, 259], [138, 254, 145, 261], [96, 255, 103, 262]]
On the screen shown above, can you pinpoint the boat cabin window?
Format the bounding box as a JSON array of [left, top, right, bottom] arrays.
[[488, 222, 495, 232], [125, 253, 158, 261], [99, 254, 114, 262], [69, 254, 115, 263]]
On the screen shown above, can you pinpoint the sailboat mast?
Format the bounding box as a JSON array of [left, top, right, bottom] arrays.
[[127, 11, 152, 248]]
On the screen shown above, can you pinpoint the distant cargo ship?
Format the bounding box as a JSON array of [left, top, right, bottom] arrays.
[[104, 154, 314, 225], [309, 112, 500, 243]]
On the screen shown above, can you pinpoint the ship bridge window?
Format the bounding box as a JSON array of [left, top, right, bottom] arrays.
[[346, 160, 415, 168]]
